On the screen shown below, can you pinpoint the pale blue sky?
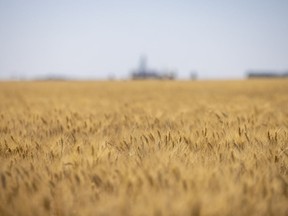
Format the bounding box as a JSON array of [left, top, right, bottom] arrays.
[[0, 0, 287, 79]]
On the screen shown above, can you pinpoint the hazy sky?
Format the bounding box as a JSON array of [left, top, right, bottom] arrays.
[[0, 0, 287, 80]]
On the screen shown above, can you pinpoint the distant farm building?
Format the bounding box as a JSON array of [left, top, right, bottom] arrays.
[[247, 71, 288, 79], [131, 56, 175, 80]]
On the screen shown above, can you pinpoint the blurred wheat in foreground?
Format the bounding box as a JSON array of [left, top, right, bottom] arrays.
[[0, 80, 287, 216]]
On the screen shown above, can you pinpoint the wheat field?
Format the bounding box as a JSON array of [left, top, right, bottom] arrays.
[[0, 80, 287, 216]]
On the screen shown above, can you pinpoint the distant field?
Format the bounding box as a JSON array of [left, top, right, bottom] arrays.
[[0, 80, 287, 216]]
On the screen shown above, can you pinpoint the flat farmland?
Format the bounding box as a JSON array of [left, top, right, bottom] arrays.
[[0, 80, 287, 216]]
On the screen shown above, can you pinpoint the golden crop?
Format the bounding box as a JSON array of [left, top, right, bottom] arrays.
[[0, 80, 287, 216]]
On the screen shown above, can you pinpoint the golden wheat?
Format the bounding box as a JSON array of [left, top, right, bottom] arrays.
[[0, 80, 287, 216]]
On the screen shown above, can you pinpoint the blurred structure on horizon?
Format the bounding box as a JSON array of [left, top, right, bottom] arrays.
[[247, 70, 288, 79], [131, 56, 176, 80], [190, 71, 197, 80]]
